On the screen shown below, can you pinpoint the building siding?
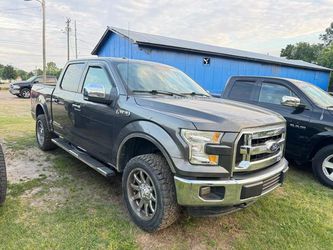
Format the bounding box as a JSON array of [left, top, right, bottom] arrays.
[[97, 33, 331, 93]]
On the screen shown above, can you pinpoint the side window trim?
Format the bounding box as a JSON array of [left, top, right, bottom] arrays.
[[60, 62, 85, 93]]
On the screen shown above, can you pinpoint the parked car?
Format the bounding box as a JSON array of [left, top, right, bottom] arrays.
[[0, 144, 7, 205], [223, 76, 333, 188], [9, 75, 57, 98], [31, 58, 288, 232]]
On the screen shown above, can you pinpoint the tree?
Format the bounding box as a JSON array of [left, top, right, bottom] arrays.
[[46, 61, 61, 77], [2, 65, 17, 80], [319, 22, 333, 46], [317, 45, 333, 88], [280, 42, 323, 63]]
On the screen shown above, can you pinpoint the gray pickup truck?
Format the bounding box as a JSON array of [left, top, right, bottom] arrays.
[[31, 58, 288, 232]]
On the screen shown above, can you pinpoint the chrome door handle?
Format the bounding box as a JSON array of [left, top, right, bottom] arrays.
[[72, 103, 81, 111]]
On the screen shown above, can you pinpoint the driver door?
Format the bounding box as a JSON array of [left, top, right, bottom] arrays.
[[256, 81, 312, 160]]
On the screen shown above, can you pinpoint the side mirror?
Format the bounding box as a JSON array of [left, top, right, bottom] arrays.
[[83, 82, 110, 104], [281, 96, 302, 108], [33, 80, 39, 83]]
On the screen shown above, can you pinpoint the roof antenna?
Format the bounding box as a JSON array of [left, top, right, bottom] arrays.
[[126, 22, 130, 99]]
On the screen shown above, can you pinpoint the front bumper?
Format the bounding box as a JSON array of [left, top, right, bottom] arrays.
[[174, 158, 288, 206], [9, 88, 20, 95]]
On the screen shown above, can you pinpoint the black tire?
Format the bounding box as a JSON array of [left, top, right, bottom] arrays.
[[122, 154, 180, 232], [36, 114, 56, 151], [0, 144, 7, 205], [312, 145, 333, 188], [20, 88, 31, 98]]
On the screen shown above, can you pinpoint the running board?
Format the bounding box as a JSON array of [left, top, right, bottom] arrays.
[[51, 138, 116, 178]]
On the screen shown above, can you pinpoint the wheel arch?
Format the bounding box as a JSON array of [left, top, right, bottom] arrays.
[[35, 103, 52, 131], [116, 133, 176, 173], [310, 132, 333, 159]]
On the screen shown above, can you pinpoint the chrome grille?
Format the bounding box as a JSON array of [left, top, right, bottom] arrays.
[[234, 124, 286, 173]]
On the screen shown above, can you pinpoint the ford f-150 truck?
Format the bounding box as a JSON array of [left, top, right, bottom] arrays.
[[31, 58, 288, 232], [222, 76, 333, 188]]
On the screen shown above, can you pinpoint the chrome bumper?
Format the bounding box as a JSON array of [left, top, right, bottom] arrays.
[[174, 158, 288, 206]]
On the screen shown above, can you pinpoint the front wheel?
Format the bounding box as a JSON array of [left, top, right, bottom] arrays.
[[312, 145, 333, 188], [0, 144, 7, 205], [122, 154, 180, 232], [20, 88, 31, 98]]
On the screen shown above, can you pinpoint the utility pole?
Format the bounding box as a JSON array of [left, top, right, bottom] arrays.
[[24, 0, 46, 83], [74, 20, 78, 59], [65, 18, 71, 61]]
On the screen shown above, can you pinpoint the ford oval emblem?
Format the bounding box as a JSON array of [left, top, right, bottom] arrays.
[[266, 141, 280, 153]]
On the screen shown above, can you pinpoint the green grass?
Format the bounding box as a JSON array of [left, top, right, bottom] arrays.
[[0, 90, 332, 249]]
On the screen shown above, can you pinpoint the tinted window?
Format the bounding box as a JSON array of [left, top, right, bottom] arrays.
[[61, 63, 85, 92], [229, 81, 257, 101], [259, 82, 296, 105], [83, 67, 112, 94]]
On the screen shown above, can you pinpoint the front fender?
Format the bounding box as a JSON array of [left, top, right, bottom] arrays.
[[309, 131, 333, 158], [113, 121, 185, 173]]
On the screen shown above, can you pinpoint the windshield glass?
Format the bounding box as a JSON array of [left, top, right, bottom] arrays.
[[293, 80, 333, 108], [26, 76, 36, 82], [115, 62, 209, 95]]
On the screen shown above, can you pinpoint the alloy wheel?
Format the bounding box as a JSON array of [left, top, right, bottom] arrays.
[[127, 168, 157, 220], [322, 155, 333, 181]]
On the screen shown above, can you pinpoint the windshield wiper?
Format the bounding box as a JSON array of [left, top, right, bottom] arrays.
[[132, 90, 185, 97], [181, 92, 210, 97]]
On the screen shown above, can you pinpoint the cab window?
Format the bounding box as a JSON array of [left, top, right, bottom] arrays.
[[259, 82, 296, 105], [228, 81, 258, 101], [82, 66, 112, 94], [61, 63, 85, 92]]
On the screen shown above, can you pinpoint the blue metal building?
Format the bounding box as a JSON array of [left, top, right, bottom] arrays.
[[92, 27, 331, 93]]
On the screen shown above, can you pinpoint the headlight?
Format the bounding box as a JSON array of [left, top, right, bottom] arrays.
[[181, 129, 222, 165], [12, 85, 20, 89]]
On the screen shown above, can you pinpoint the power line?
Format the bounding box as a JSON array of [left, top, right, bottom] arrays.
[[0, 6, 39, 12]]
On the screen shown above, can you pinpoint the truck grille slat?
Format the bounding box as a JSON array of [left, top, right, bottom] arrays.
[[262, 173, 282, 192]]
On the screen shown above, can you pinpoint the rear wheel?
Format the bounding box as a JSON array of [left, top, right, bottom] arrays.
[[36, 114, 56, 151], [0, 144, 7, 205], [312, 145, 333, 188], [122, 154, 180, 232], [20, 88, 31, 98]]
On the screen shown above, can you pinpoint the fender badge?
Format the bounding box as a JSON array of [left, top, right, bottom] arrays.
[[116, 108, 130, 116]]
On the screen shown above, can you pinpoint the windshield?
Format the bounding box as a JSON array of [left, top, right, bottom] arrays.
[[26, 76, 36, 82], [115, 62, 209, 96], [293, 80, 333, 108]]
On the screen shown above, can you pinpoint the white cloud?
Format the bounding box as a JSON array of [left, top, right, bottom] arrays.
[[0, 0, 332, 71]]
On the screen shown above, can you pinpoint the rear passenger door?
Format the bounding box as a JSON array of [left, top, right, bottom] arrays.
[[256, 80, 312, 160], [52, 63, 86, 142], [224, 79, 260, 105]]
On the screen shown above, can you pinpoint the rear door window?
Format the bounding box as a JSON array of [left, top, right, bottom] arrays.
[[228, 81, 258, 101], [61, 63, 85, 92], [259, 82, 296, 105]]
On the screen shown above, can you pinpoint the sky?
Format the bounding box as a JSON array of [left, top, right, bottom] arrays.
[[0, 0, 332, 71]]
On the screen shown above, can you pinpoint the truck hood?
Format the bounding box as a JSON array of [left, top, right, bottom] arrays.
[[135, 96, 285, 132]]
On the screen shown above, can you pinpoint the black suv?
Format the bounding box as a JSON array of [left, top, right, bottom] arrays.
[[9, 75, 57, 98], [223, 76, 333, 188]]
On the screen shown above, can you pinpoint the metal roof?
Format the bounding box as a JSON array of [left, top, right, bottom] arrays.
[[92, 27, 331, 72]]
